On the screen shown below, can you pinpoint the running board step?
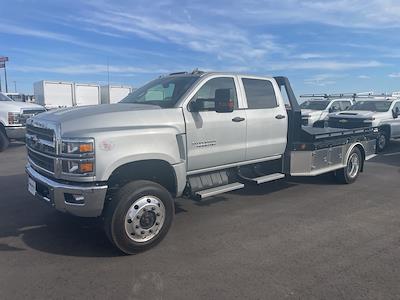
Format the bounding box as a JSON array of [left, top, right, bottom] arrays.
[[195, 182, 244, 199], [249, 173, 285, 184]]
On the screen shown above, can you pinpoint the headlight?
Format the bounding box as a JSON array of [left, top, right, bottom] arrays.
[[61, 159, 94, 175], [60, 138, 95, 176], [61, 139, 94, 156], [8, 112, 22, 125]]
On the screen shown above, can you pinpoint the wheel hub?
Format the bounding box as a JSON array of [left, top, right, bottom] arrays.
[[347, 153, 360, 178], [124, 196, 165, 243]]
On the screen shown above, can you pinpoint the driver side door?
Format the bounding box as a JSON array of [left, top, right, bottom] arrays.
[[183, 76, 247, 172]]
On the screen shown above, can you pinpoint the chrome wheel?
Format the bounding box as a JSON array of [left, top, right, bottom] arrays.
[[347, 153, 360, 178], [124, 195, 165, 243]]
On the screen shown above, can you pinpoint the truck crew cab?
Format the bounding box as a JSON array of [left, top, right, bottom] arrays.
[[0, 92, 45, 151], [300, 95, 353, 127], [25, 71, 378, 254], [328, 98, 400, 151]]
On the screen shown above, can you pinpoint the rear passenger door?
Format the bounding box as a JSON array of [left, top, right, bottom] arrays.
[[240, 77, 288, 161]]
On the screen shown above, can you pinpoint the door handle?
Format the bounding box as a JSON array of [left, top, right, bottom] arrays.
[[275, 114, 286, 120], [232, 117, 245, 122]]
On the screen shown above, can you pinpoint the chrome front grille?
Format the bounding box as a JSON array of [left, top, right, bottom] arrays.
[[27, 148, 55, 173], [20, 109, 46, 126], [26, 124, 56, 155], [26, 123, 57, 174]]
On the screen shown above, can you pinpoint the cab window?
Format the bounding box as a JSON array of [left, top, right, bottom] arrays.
[[242, 78, 277, 109], [330, 101, 341, 112], [191, 77, 238, 111]]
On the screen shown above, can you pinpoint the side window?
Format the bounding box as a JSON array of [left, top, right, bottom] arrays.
[[242, 78, 277, 109], [340, 101, 352, 110], [191, 77, 238, 111], [330, 101, 341, 112]]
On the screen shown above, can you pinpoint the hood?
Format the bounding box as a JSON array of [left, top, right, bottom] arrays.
[[32, 103, 186, 136], [0, 100, 44, 112], [329, 110, 376, 119], [301, 109, 324, 118]]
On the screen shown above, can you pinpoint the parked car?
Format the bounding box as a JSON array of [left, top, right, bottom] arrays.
[[25, 71, 378, 254], [328, 99, 400, 151], [0, 92, 46, 151], [300, 98, 353, 127]]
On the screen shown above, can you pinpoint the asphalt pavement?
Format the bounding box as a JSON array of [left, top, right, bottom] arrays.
[[1, 141, 400, 300]]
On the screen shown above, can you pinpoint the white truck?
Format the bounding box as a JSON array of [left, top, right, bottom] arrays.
[[328, 98, 400, 151], [34, 81, 101, 109], [25, 72, 378, 254], [0, 92, 45, 151], [300, 95, 353, 127], [101, 85, 133, 104]]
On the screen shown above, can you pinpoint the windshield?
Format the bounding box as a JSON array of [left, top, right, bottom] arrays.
[[0, 93, 13, 101], [300, 100, 330, 110], [120, 76, 199, 108], [349, 101, 392, 112]]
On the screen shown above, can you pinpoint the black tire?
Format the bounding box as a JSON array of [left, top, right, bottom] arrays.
[[0, 128, 9, 152], [313, 121, 325, 128], [335, 147, 362, 184], [376, 132, 389, 152], [104, 180, 174, 254]]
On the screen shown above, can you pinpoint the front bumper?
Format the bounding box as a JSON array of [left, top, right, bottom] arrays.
[[5, 126, 26, 139], [26, 164, 108, 217]]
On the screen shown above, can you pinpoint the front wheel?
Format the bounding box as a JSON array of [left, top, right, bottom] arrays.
[[335, 147, 362, 184], [0, 129, 9, 152], [376, 132, 389, 152], [104, 180, 174, 254]]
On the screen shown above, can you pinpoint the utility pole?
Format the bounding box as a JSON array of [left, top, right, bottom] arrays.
[[0, 57, 9, 93], [4, 63, 8, 93]]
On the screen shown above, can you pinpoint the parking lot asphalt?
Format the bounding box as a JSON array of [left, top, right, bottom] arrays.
[[0, 142, 400, 300]]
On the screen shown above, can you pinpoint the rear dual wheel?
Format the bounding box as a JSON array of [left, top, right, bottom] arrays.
[[335, 147, 362, 184], [104, 180, 174, 254]]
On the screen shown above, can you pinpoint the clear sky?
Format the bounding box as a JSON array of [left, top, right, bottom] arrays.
[[1, 0, 400, 95]]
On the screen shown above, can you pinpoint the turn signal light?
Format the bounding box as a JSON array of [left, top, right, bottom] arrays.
[[79, 162, 93, 173], [79, 143, 93, 153]]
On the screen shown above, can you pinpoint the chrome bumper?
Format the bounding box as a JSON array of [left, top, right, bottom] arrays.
[[26, 164, 108, 217], [5, 126, 26, 139]]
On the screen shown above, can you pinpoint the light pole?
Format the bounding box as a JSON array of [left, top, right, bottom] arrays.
[[0, 57, 9, 93], [13, 81, 16, 93]]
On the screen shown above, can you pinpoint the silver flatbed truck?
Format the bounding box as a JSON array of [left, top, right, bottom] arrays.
[[25, 71, 378, 254]]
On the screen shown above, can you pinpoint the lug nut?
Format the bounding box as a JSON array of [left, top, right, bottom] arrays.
[[141, 231, 145, 234], [134, 205, 139, 209], [131, 232, 135, 236], [135, 225, 139, 229], [147, 199, 151, 203], [151, 207, 155, 211], [149, 229, 153, 233], [127, 219, 132, 223]]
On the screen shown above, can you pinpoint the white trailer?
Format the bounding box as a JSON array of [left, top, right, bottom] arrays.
[[34, 81, 74, 109], [74, 83, 101, 106], [101, 85, 133, 104]]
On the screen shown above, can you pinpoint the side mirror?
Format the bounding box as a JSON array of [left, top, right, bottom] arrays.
[[215, 89, 234, 113], [189, 100, 200, 112], [392, 108, 399, 119], [328, 107, 334, 113]]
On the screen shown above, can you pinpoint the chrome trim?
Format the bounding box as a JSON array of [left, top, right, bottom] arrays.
[[26, 164, 107, 217]]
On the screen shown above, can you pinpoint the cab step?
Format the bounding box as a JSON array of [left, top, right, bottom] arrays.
[[195, 182, 244, 199], [243, 173, 285, 184]]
